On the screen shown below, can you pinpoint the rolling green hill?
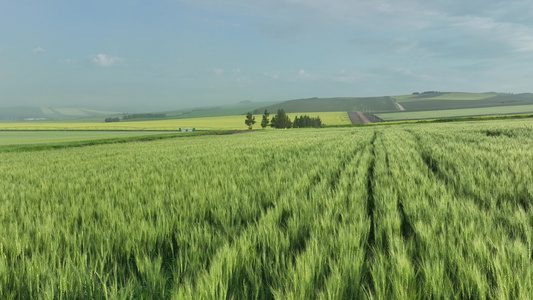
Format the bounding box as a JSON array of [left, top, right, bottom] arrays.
[[375, 105, 533, 121], [393, 92, 533, 112], [0, 107, 47, 120], [252, 97, 398, 114], [163, 100, 281, 119], [0, 106, 122, 121], [4, 92, 533, 123]]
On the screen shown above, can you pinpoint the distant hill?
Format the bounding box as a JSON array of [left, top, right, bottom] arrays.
[[2, 92, 533, 122], [163, 101, 281, 119], [252, 97, 398, 114], [0, 106, 123, 121], [0, 101, 282, 121], [375, 92, 533, 121], [391, 92, 533, 112]]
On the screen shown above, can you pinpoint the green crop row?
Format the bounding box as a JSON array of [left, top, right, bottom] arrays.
[[0, 119, 532, 299]]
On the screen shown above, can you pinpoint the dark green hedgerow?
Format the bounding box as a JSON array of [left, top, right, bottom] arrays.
[[0, 130, 233, 153]]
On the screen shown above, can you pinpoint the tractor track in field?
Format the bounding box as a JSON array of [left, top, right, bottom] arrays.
[[163, 145, 311, 289], [183, 138, 366, 296], [407, 129, 493, 211], [186, 134, 375, 297], [362, 131, 378, 295], [379, 135, 425, 283], [308, 136, 373, 297], [409, 129, 531, 214], [362, 131, 423, 295]]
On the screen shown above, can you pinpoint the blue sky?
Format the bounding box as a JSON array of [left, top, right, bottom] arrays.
[[1, 0, 532, 109]]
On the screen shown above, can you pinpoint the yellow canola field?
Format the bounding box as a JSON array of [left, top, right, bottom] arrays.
[[0, 112, 351, 131]]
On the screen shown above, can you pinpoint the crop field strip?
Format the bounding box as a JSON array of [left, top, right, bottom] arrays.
[[0, 111, 351, 131], [0, 131, 219, 154], [0, 119, 532, 298], [0, 131, 188, 146], [375, 104, 533, 121]]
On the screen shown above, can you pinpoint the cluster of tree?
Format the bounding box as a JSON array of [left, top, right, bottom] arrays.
[[122, 113, 166, 120], [104, 117, 120, 122], [412, 91, 441, 95], [270, 109, 292, 129], [293, 115, 322, 128], [245, 109, 323, 129]]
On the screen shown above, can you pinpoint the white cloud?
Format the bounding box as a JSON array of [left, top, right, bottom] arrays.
[[264, 71, 281, 79], [334, 71, 363, 83], [32, 47, 44, 53], [452, 16, 533, 53], [298, 70, 318, 80], [213, 68, 225, 75], [334, 76, 360, 83], [389, 66, 434, 80], [93, 53, 124, 67], [235, 77, 251, 85]]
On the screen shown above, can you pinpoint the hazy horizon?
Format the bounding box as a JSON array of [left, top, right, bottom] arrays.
[[1, 0, 532, 109]]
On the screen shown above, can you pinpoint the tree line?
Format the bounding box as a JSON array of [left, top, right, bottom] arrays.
[[122, 113, 166, 120], [245, 109, 322, 129], [105, 113, 167, 122], [104, 117, 120, 123]]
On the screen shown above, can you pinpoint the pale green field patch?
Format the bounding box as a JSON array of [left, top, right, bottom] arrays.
[[394, 92, 496, 103], [81, 108, 122, 115], [41, 107, 56, 115], [429, 92, 496, 101], [51, 107, 89, 116], [376, 104, 533, 120]]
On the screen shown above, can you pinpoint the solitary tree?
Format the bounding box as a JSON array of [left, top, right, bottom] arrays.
[[270, 109, 292, 129], [261, 110, 270, 129], [245, 112, 256, 130]]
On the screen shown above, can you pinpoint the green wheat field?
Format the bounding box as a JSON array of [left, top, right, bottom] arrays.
[[1, 119, 532, 299]]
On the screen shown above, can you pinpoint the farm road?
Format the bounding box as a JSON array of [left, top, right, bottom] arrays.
[[348, 111, 372, 124]]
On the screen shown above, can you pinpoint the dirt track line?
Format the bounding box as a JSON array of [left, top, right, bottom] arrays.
[[363, 131, 377, 296], [348, 111, 371, 124], [393, 99, 406, 111], [356, 112, 371, 124]]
